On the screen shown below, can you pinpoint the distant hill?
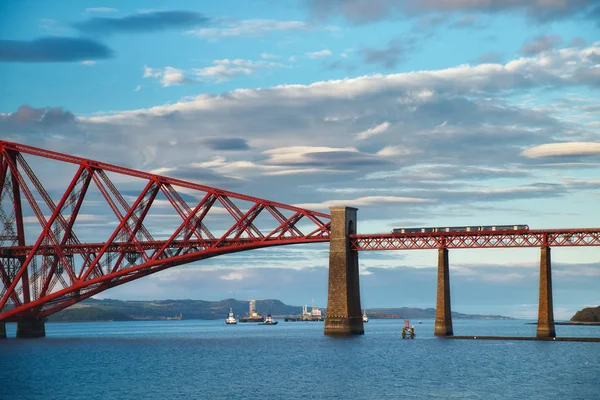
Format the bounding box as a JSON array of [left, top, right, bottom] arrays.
[[366, 307, 514, 320], [48, 298, 302, 322], [48, 306, 132, 322], [46, 298, 514, 322], [570, 306, 600, 323]]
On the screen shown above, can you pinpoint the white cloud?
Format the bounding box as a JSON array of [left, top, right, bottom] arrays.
[[159, 67, 189, 87], [264, 168, 349, 176], [306, 49, 332, 58], [356, 121, 391, 140], [194, 59, 282, 83], [188, 19, 318, 39], [263, 146, 357, 165], [261, 53, 279, 59], [294, 196, 434, 210], [81, 60, 96, 66], [220, 272, 246, 280], [376, 145, 412, 157], [144, 59, 283, 86], [521, 142, 600, 158], [115, 44, 600, 115], [85, 7, 118, 13]]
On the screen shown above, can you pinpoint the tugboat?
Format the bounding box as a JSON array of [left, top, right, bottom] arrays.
[[259, 313, 278, 325], [225, 308, 237, 325], [362, 310, 369, 323]]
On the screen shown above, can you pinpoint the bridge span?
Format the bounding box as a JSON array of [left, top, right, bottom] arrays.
[[0, 141, 599, 340]]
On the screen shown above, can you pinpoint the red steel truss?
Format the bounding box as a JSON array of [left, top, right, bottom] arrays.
[[351, 229, 600, 251], [0, 141, 330, 322]]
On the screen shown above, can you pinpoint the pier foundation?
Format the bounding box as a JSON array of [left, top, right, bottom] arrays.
[[0, 322, 5, 339], [434, 248, 453, 337], [536, 247, 556, 338], [17, 318, 45, 338], [324, 206, 364, 335]]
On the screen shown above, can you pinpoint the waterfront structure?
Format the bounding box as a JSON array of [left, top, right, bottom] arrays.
[[302, 302, 323, 321], [239, 300, 263, 323], [1, 141, 599, 340]]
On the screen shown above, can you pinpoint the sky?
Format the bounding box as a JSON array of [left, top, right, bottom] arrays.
[[1, 0, 600, 319]]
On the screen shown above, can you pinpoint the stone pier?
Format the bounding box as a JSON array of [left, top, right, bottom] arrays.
[[0, 322, 6, 339], [536, 247, 556, 338], [17, 318, 46, 338], [324, 206, 364, 335], [434, 248, 453, 337]]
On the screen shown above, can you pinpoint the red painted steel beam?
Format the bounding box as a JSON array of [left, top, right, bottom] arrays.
[[0, 140, 330, 219], [350, 229, 600, 250], [0, 237, 328, 321]]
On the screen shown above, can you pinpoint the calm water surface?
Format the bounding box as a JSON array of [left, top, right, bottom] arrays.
[[1, 319, 599, 399]]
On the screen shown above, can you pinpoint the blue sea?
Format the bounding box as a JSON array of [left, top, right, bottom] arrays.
[[1, 319, 599, 400]]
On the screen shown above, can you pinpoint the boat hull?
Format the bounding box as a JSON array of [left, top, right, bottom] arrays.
[[239, 317, 265, 323]]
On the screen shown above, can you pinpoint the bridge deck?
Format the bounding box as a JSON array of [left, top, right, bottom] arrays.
[[351, 229, 600, 250]]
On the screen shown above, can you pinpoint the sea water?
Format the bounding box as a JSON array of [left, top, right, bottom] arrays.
[[1, 319, 599, 399]]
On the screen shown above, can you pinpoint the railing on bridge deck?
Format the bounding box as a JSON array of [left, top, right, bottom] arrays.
[[350, 229, 600, 250]]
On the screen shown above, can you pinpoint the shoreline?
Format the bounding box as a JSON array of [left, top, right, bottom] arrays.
[[526, 321, 600, 326]]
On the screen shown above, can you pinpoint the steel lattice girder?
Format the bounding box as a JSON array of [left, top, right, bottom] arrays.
[[0, 140, 331, 322], [350, 230, 600, 250]]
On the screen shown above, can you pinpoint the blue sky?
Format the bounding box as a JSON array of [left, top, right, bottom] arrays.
[[1, 0, 600, 319]]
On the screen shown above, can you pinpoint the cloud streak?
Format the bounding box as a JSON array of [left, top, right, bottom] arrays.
[[306, 0, 595, 23], [72, 10, 208, 35], [0, 37, 114, 62], [520, 35, 563, 55], [521, 142, 600, 158], [144, 58, 285, 86], [188, 19, 327, 39]]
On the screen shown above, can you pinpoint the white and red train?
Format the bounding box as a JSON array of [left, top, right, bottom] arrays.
[[392, 225, 529, 234]]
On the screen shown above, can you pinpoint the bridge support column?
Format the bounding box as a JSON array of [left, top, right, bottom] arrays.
[[0, 322, 6, 339], [17, 318, 45, 338], [537, 247, 556, 338], [434, 248, 453, 337], [324, 206, 364, 335]]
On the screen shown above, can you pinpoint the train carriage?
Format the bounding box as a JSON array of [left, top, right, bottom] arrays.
[[392, 225, 529, 234]]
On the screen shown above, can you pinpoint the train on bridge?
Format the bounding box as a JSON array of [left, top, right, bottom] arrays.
[[392, 225, 529, 234]]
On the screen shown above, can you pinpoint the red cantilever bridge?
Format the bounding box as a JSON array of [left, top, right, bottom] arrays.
[[1, 140, 599, 339]]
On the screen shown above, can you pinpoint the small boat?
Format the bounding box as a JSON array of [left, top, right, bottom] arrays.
[[225, 308, 237, 324], [259, 313, 278, 325], [402, 319, 415, 339], [418, 321, 422, 324], [362, 310, 369, 323]]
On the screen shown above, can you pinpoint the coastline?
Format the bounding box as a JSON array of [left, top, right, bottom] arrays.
[[526, 321, 600, 326]]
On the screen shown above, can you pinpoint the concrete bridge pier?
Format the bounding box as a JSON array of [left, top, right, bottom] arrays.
[[17, 318, 46, 338], [536, 246, 556, 338], [0, 322, 6, 339], [434, 247, 453, 337], [324, 206, 364, 335]]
